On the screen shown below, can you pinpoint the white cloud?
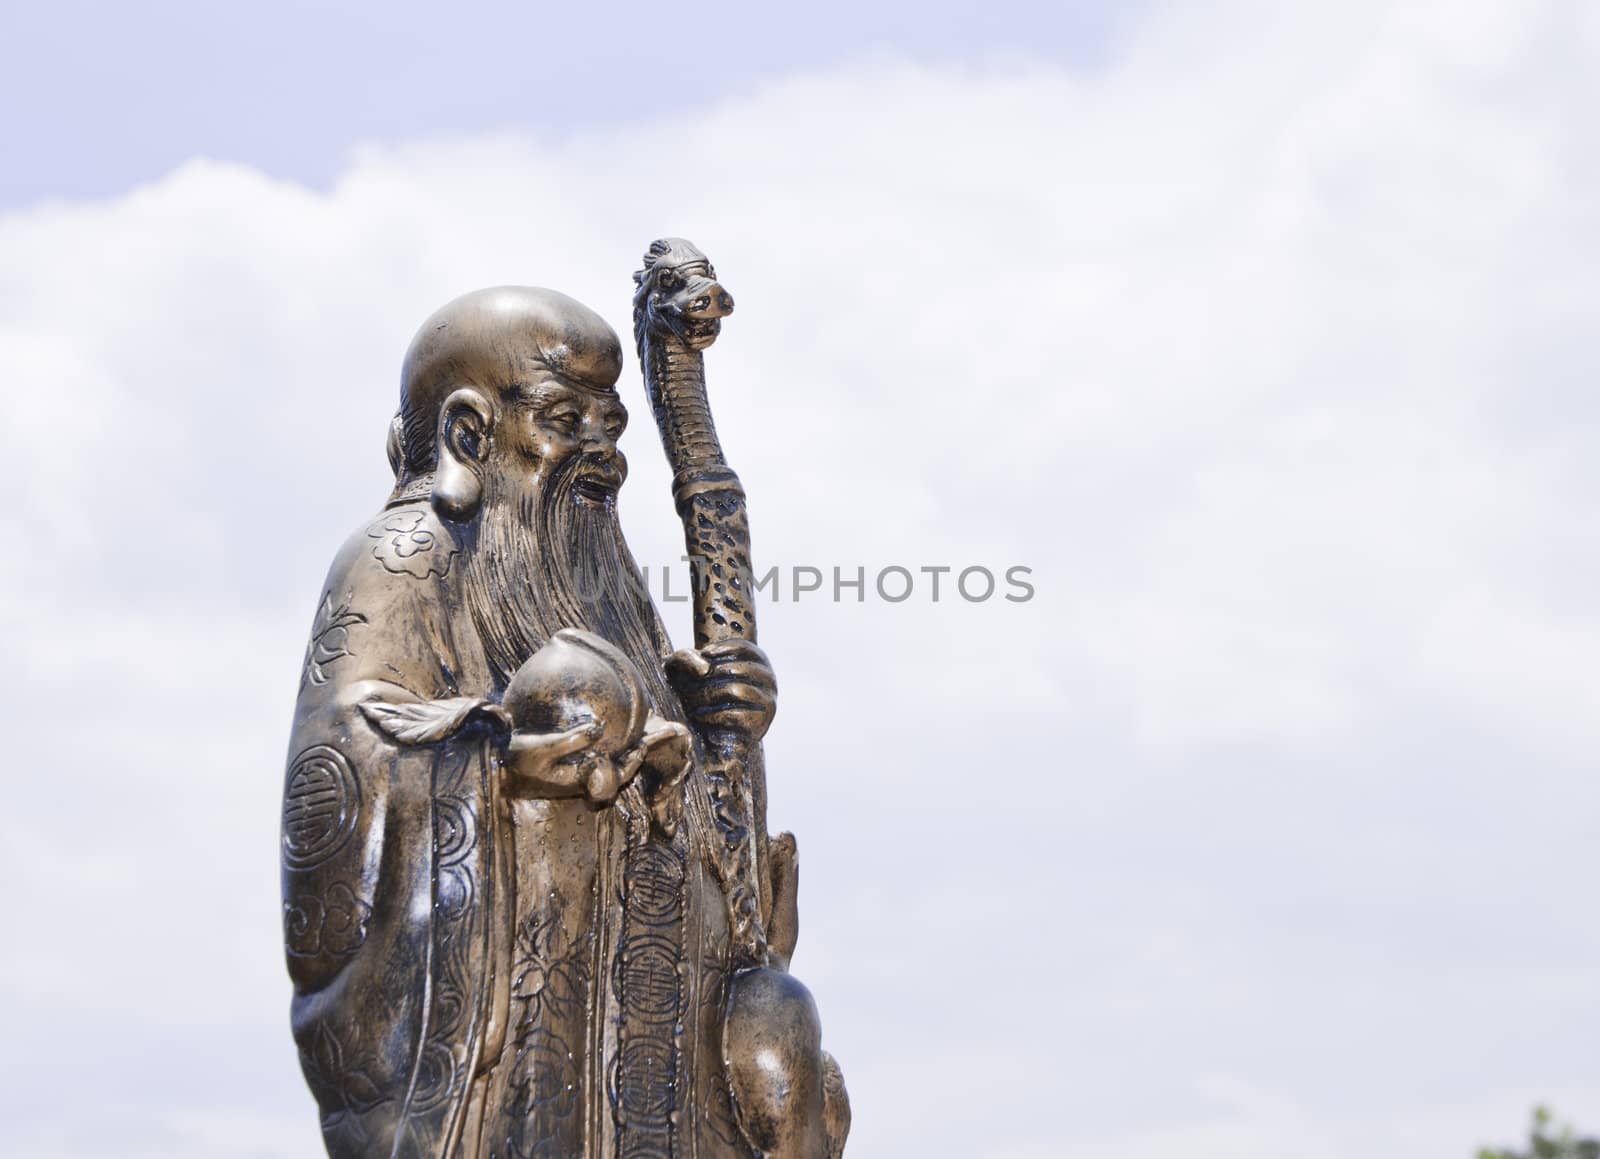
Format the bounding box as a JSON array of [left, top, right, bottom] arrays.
[[1, 1, 1597, 1155]]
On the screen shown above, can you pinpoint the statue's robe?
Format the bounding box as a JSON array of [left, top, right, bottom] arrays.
[[283, 498, 751, 1158]]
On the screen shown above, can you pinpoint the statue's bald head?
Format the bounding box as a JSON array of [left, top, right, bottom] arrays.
[[395, 286, 624, 478]]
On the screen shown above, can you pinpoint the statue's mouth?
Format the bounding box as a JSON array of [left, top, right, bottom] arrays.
[[572, 464, 623, 503]]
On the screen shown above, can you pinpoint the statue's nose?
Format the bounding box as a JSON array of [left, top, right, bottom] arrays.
[[685, 280, 734, 320]]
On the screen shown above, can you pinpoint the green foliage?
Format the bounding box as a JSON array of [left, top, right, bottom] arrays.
[[1478, 1107, 1600, 1159]]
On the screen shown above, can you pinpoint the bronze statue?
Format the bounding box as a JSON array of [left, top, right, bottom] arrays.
[[282, 241, 849, 1157]]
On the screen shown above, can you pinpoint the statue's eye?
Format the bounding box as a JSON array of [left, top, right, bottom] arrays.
[[604, 412, 627, 439], [547, 408, 579, 435], [657, 271, 678, 290]]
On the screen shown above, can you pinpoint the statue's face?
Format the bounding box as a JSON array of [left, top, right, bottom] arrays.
[[494, 374, 630, 504]]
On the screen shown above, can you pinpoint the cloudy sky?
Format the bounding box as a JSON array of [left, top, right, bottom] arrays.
[[1, 1, 1596, 1156]]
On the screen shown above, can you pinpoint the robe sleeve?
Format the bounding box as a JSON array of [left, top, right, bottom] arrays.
[[281, 508, 486, 1156]]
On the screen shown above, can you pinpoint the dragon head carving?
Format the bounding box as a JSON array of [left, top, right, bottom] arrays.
[[632, 237, 735, 356]]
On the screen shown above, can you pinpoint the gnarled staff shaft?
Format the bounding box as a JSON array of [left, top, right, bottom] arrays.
[[633, 238, 772, 967]]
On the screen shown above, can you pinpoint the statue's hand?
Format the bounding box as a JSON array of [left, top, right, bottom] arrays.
[[501, 721, 604, 799], [665, 640, 776, 742], [622, 717, 693, 839], [502, 716, 692, 818]]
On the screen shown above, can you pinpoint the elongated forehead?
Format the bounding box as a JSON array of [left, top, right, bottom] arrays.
[[403, 285, 623, 394]]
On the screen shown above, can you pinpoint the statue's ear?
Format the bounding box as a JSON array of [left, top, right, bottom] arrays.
[[385, 412, 404, 478], [433, 388, 494, 522]]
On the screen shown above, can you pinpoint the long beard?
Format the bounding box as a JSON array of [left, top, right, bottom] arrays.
[[460, 458, 680, 720]]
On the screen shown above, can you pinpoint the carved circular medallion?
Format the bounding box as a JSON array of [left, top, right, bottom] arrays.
[[433, 796, 476, 866], [622, 844, 685, 925], [620, 933, 682, 1020], [283, 745, 360, 870], [617, 1037, 676, 1120], [409, 1041, 459, 1111]]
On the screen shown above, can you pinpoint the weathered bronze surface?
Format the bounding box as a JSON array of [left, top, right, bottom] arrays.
[[282, 241, 849, 1157]]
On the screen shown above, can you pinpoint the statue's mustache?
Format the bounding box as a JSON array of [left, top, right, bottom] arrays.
[[525, 452, 623, 509], [532, 451, 626, 504]]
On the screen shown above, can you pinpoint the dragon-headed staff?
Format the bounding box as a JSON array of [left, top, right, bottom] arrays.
[[632, 238, 795, 969], [634, 237, 850, 1158]]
